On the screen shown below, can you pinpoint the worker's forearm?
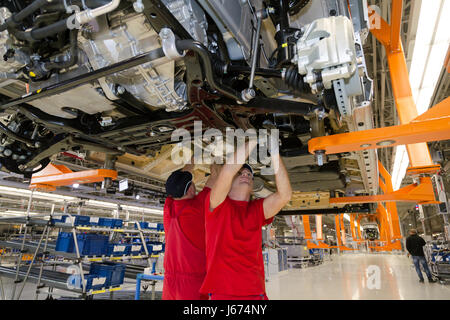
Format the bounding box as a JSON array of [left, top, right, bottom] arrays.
[[223, 139, 257, 175], [205, 164, 221, 189], [273, 153, 292, 202]]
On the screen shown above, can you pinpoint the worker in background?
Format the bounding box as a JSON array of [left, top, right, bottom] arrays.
[[405, 229, 436, 283], [162, 161, 220, 300], [200, 138, 292, 300]]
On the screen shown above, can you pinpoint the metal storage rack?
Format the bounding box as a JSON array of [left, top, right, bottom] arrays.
[[425, 242, 450, 284], [0, 202, 165, 300]]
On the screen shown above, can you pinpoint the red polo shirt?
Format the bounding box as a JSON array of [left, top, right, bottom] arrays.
[[200, 190, 273, 296], [164, 187, 210, 252]]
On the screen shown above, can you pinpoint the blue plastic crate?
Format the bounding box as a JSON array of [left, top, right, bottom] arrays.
[[90, 262, 126, 288], [129, 244, 142, 255], [148, 242, 164, 253], [135, 222, 148, 229], [99, 218, 123, 228], [84, 274, 108, 291], [55, 232, 109, 256], [55, 232, 73, 252], [110, 263, 126, 287], [87, 216, 100, 226], [53, 215, 98, 226], [78, 234, 109, 256], [70, 215, 91, 226], [141, 243, 153, 255], [51, 215, 68, 224], [146, 222, 158, 230], [107, 243, 128, 256]]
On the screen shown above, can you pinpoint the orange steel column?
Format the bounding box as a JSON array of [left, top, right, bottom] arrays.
[[349, 214, 357, 240], [315, 215, 324, 240], [379, 161, 402, 239], [340, 214, 346, 245], [302, 215, 312, 239], [356, 215, 362, 240], [335, 215, 342, 247], [377, 204, 391, 245], [369, 4, 433, 168]]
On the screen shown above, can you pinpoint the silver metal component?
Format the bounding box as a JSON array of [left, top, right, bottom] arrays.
[[79, 13, 190, 112], [241, 88, 256, 102], [100, 116, 114, 126], [159, 28, 185, 60], [315, 150, 326, 166], [248, 10, 263, 90], [296, 16, 358, 90], [133, 0, 144, 13], [73, 0, 121, 25], [0, 8, 29, 75], [162, 0, 208, 46], [197, 0, 253, 60], [116, 85, 125, 94], [3, 149, 12, 157]]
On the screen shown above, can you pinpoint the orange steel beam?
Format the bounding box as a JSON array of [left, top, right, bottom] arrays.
[[30, 163, 117, 191], [356, 215, 362, 240], [307, 240, 332, 249], [390, 0, 403, 52], [313, 4, 437, 171], [308, 97, 450, 156], [369, 6, 433, 168], [378, 161, 402, 239], [329, 177, 439, 205], [340, 214, 346, 245], [315, 215, 324, 240], [349, 214, 357, 240], [302, 215, 312, 239], [335, 215, 342, 247]]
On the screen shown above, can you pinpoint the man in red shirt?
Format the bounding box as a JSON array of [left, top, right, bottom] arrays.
[[200, 139, 292, 300], [162, 162, 220, 300]]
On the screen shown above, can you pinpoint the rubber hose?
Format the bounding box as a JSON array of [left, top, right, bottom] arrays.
[[43, 29, 79, 70], [176, 39, 242, 101], [0, 0, 50, 32], [11, 18, 69, 41]]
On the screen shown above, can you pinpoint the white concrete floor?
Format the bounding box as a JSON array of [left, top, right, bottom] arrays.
[[1, 253, 449, 300], [265, 253, 450, 300]]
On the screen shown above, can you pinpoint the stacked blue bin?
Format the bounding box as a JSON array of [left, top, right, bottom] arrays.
[[52, 215, 100, 226], [135, 222, 164, 231], [98, 217, 123, 228], [147, 241, 164, 254], [107, 243, 128, 256], [89, 262, 126, 288], [55, 232, 109, 256], [135, 222, 148, 229], [129, 243, 143, 255], [84, 274, 108, 291]]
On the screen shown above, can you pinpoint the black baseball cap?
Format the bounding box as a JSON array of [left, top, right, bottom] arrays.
[[165, 170, 193, 198], [241, 163, 254, 177]]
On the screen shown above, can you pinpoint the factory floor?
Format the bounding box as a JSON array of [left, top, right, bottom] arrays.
[[1, 253, 449, 300], [265, 253, 450, 300]]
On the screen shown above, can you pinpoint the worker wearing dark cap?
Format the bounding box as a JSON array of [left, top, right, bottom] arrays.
[[162, 162, 220, 300], [200, 139, 292, 300]]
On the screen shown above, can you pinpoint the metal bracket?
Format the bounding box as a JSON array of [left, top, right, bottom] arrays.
[[159, 28, 185, 60]]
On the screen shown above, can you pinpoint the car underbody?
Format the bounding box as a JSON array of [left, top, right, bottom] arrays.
[[0, 0, 377, 215]]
